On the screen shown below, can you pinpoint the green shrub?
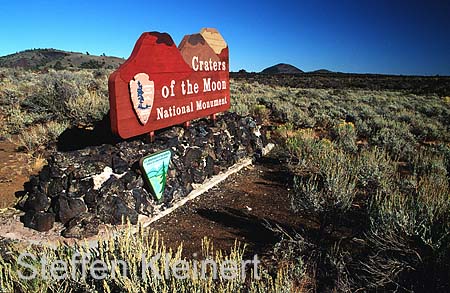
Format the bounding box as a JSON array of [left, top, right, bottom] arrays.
[[356, 147, 396, 193], [354, 119, 371, 139], [12, 70, 109, 126], [410, 117, 447, 142], [362, 171, 450, 290], [33, 72, 82, 119], [80, 60, 104, 69], [332, 121, 357, 153], [370, 122, 417, 161], [291, 147, 357, 236], [291, 110, 316, 128], [4, 105, 36, 134], [292, 169, 356, 220], [412, 149, 447, 178]]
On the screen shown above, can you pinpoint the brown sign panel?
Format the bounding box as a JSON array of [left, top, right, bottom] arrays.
[[108, 28, 230, 139]]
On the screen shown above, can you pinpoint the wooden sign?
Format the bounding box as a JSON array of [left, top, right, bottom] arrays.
[[108, 28, 230, 139], [140, 150, 172, 200]]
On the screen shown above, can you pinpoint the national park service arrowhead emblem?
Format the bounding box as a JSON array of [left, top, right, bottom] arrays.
[[129, 73, 154, 124]]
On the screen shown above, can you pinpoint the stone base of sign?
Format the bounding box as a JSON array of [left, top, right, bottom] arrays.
[[0, 112, 270, 245], [0, 146, 273, 247]]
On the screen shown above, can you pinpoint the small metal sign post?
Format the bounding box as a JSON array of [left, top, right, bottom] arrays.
[[139, 150, 172, 200]]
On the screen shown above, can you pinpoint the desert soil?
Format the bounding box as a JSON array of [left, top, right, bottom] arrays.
[[0, 139, 31, 209]]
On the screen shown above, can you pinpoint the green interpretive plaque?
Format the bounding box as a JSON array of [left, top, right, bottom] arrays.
[[139, 150, 172, 200]]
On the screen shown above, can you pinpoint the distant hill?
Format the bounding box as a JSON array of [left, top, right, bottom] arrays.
[[261, 63, 303, 74], [0, 48, 124, 70], [309, 69, 333, 74]]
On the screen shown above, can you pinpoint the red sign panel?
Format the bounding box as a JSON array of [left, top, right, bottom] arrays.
[[108, 28, 230, 139]]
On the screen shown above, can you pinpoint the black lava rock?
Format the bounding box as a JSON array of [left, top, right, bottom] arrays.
[[62, 213, 100, 239], [39, 165, 51, 182], [23, 191, 51, 212], [22, 211, 55, 232], [112, 156, 128, 174], [205, 155, 215, 177], [131, 187, 153, 216], [55, 195, 87, 224], [47, 176, 68, 197], [98, 195, 138, 225], [68, 178, 94, 195], [183, 147, 203, 166], [101, 175, 124, 195]]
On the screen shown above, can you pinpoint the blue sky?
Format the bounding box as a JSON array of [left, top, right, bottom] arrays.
[[0, 0, 449, 75]]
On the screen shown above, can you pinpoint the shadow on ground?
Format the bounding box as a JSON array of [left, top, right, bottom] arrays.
[[196, 207, 299, 257]]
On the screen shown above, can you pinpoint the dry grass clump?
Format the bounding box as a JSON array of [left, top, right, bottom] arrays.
[[0, 225, 299, 292], [29, 154, 47, 173], [65, 90, 109, 125], [16, 121, 68, 152]]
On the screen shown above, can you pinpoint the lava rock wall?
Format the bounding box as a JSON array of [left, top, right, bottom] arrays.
[[19, 113, 267, 239]]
